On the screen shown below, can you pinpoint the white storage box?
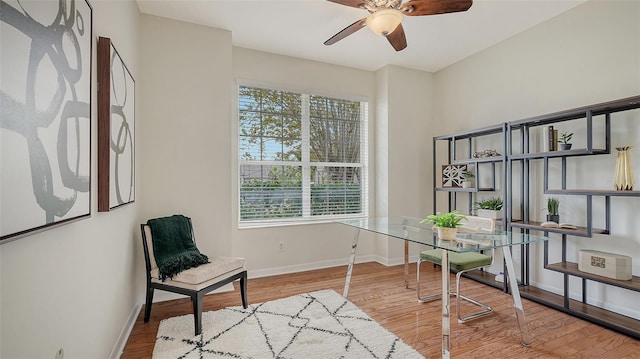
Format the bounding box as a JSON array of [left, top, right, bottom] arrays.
[[578, 250, 632, 280]]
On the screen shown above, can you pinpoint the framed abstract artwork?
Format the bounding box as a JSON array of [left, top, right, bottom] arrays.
[[97, 36, 135, 211], [441, 164, 467, 188], [0, 0, 93, 242]]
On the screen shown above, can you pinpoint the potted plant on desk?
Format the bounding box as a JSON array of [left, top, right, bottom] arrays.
[[421, 210, 467, 240]]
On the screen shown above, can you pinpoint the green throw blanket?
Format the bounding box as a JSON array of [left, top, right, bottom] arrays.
[[148, 215, 209, 281]]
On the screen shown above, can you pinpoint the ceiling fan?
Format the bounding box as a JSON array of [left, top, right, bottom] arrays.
[[324, 0, 472, 51]]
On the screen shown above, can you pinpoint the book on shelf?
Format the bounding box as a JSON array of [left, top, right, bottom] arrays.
[[553, 129, 558, 151], [540, 221, 578, 229], [547, 126, 555, 151], [542, 127, 549, 152]]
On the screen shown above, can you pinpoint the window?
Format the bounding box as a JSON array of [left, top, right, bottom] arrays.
[[238, 85, 368, 226]]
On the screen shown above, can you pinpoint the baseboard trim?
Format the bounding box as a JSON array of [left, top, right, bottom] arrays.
[[248, 255, 378, 279], [110, 304, 140, 359]]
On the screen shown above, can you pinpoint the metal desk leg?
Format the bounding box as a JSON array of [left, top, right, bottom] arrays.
[[442, 250, 451, 359], [502, 245, 532, 347], [404, 241, 409, 289], [343, 229, 360, 298]]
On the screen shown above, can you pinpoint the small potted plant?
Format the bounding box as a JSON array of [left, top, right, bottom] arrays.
[[461, 170, 475, 188], [474, 197, 503, 219], [545, 197, 560, 223], [421, 210, 467, 240], [558, 132, 573, 151]]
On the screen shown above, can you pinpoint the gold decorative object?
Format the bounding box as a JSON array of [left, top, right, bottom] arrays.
[[614, 147, 634, 191]]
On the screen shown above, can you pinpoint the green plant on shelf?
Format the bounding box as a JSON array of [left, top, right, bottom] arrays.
[[558, 132, 573, 144], [546, 197, 559, 215], [474, 197, 503, 211], [462, 170, 475, 179], [421, 210, 467, 228]]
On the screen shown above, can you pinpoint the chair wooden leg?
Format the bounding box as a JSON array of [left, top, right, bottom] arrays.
[[240, 271, 248, 309], [193, 293, 203, 336], [144, 286, 154, 322]]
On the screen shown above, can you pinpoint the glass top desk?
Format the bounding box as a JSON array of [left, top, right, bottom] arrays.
[[336, 217, 551, 359]]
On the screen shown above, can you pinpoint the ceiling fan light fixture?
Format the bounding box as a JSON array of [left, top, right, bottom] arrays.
[[366, 9, 402, 36]]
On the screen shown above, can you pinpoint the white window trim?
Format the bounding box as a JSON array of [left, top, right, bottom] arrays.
[[235, 81, 369, 229]]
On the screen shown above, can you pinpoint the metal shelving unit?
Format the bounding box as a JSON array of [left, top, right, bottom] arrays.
[[507, 95, 640, 339], [432, 123, 508, 224], [433, 95, 640, 339]]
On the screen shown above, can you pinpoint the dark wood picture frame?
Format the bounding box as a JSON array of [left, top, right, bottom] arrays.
[[98, 37, 135, 212], [0, 0, 93, 242]]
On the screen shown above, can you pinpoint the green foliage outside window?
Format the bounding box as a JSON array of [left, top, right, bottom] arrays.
[[238, 86, 366, 222]]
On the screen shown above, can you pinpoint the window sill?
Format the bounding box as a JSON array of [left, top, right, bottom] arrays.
[[238, 215, 366, 230]]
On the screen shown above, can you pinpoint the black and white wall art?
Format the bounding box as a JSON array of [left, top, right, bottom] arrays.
[[0, 0, 93, 242], [97, 36, 135, 212]]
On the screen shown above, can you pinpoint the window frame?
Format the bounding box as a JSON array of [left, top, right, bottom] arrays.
[[235, 82, 369, 228]]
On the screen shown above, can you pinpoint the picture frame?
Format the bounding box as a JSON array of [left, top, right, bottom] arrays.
[[0, 0, 93, 242], [98, 36, 135, 212], [441, 164, 467, 188]]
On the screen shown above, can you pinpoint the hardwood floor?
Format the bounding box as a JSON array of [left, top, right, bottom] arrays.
[[121, 262, 640, 358]]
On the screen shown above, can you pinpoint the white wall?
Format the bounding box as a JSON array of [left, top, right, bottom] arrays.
[[138, 15, 233, 300], [434, 0, 640, 318], [0, 0, 141, 357], [376, 66, 435, 263], [231, 47, 381, 275]]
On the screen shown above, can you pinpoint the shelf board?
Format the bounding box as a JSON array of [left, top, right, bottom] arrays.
[[461, 268, 507, 290], [433, 123, 505, 140], [509, 220, 608, 237], [451, 156, 505, 165], [435, 187, 495, 193], [463, 268, 640, 339], [545, 261, 640, 291], [510, 148, 608, 160], [508, 95, 640, 128], [519, 285, 640, 339], [545, 189, 640, 197]]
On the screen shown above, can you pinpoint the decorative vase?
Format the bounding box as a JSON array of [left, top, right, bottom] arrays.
[[614, 147, 634, 191], [546, 214, 559, 223], [437, 227, 458, 240]]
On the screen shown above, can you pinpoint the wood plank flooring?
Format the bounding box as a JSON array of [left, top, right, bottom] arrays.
[[121, 262, 640, 358]]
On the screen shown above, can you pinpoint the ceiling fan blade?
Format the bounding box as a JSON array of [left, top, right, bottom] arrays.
[[386, 23, 407, 51], [326, 0, 366, 9], [324, 18, 367, 46], [401, 0, 472, 16]]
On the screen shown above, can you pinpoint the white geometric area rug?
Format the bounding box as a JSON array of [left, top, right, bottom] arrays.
[[153, 289, 424, 359]]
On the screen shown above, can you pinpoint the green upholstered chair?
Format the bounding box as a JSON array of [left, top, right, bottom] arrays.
[[416, 216, 495, 323], [141, 218, 248, 335]]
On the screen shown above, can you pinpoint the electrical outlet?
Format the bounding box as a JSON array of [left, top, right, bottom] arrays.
[[278, 242, 285, 252], [55, 348, 64, 359]]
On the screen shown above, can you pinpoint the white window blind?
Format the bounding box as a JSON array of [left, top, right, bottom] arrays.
[[238, 85, 368, 226]]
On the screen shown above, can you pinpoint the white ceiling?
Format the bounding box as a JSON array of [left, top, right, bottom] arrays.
[[136, 0, 586, 73]]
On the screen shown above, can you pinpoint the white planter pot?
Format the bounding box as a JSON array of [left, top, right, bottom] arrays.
[[476, 209, 502, 220], [437, 227, 458, 240], [462, 181, 473, 188]]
